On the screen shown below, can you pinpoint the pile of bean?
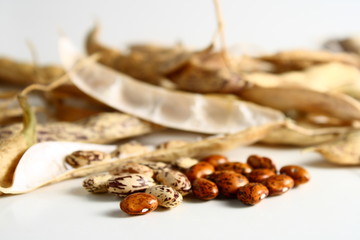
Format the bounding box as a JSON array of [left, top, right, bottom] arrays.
[[77, 148, 310, 215]]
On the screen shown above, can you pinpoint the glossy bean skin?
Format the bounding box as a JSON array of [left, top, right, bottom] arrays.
[[237, 183, 269, 205], [145, 185, 183, 208], [202, 155, 229, 167], [280, 165, 310, 186], [108, 173, 155, 197], [120, 193, 158, 215], [216, 162, 252, 175], [192, 178, 219, 200], [109, 162, 154, 178], [212, 171, 249, 198], [186, 162, 215, 183], [248, 169, 275, 183], [264, 175, 294, 196], [247, 155, 276, 172]]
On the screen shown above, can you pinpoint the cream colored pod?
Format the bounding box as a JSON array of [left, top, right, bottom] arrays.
[[145, 185, 183, 208], [83, 174, 113, 193], [108, 173, 155, 197], [156, 169, 191, 196]]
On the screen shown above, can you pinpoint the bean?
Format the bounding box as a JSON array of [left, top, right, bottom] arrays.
[[108, 173, 155, 196], [156, 169, 191, 196], [109, 162, 154, 178], [65, 150, 110, 168], [280, 165, 310, 186], [216, 162, 252, 175], [248, 168, 275, 183], [145, 185, 183, 208], [192, 178, 219, 200], [120, 193, 158, 215], [237, 183, 269, 205], [82, 174, 113, 193], [212, 171, 249, 198], [185, 162, 215, 183], [247, 155, 277, 172], [202, 154, 229, 167], [264, 175, 294, 196]]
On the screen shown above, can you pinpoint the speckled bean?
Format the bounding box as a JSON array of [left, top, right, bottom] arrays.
[[237, 183, 269, 205], [192, 178, 219, 200], [65, 150, 110, 168], [108, 173, 155, 196], [120, 193, 158, 215], [156, 169, 191, 196], [280, 165, 310, 186], [212, 171, 249, 198], [201, 154, 229, 167], [82, 174, 113, 193], [264, 175, 294, 196], [145, 185, 183, 208], [186, 162, 215, 183], [173, 157, 199, 170], [247, 155, 277, 172], [248, 168, 276, 183], [216, 162, 252, 175], [109, 162, 154, 178]]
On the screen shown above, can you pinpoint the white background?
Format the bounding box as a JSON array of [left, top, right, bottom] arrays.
[[1, 0, 360, 63], [1, 1, 360, 240]]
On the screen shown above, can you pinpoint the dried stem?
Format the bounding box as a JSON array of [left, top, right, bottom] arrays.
[[213, 0, 230, 65]]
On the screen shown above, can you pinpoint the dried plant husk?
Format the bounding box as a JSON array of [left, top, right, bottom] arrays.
[[0, 95, 36, 188], [0, 112, 159, 144], [60, 37, 285, 134], [244, 62, 360, 93], [0, 122, 279, 195], [86, 25, 191, 86], [259, 49, 360, 73], [0, 57, 64, 86], [308, 130, 360, 165], [262, 123, 352, 146], [324, 36, 360, 55], [239, 85, 360, 121], [85, 25, 267, 92]]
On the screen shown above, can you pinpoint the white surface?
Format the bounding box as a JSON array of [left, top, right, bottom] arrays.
[[1, 1, 360, 240]]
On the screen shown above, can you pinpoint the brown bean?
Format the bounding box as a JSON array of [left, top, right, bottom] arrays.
[[186, 162, 215, 183], [247, 155, 277, 172], [120, 193, 158, 215], [192, 178, 219, 200], [237, 183, 269, 205], [216, 162, 252, 175], [248, 168, 275, 183], [202, 154, 229, 167], [212, 171, 249, 198], [280, 165, 310, 186], [264, 175, 294, 196]]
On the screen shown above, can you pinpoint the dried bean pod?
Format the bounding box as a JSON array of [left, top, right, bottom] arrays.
[[120, 193, 158, 215], [157, 140, 189, 149], [65, 150, 110, 168], [82, 174, 113, 193], [145, 185, 183, 208], [108, 173, 155, 196], [156, 169, 191, 196]]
